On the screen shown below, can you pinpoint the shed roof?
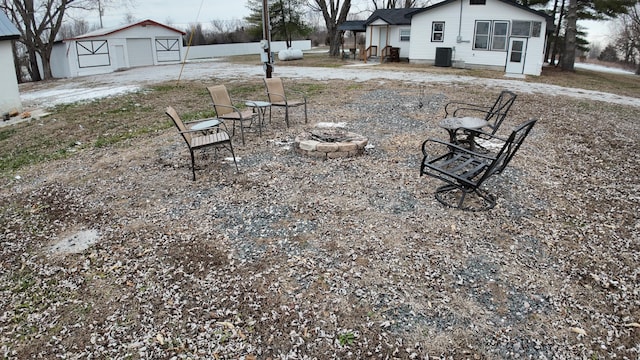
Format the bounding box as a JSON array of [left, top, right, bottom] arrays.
[[364, 8, 419, 26], [0, 11, 20, 41], [338, 20, 367, 32], [66, 19, 186, 41]]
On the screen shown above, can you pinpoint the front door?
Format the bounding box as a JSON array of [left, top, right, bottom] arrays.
[[506, 38, 527, 74], [378, 27, 388, 56]]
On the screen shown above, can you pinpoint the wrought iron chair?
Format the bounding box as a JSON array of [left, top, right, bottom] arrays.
[[207, 85, 258, 145], [443, 90, 517, 147], [263, 77, 307, 127], [165, 106, 238, 180], [420, 119, 536, 211]]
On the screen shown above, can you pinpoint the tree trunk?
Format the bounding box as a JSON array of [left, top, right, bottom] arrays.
[[561, 0, 576, 71], [12, 41, 23, 84], [313, 0, 351, 57], [545, 0, 559, 63], [27, 47, 42, 82]]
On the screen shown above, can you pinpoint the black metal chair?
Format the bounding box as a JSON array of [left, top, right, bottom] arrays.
[[420, 119, 537, 211], [443, 90, 517, 147]]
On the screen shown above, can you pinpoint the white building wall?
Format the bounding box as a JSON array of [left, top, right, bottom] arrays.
[[0, 41, 22, 114], [365, 23, 411, 58], [185, 40, 311, 60], [409, 0, 547, 75]]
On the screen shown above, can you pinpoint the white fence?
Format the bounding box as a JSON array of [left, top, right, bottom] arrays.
[[184, 40, 312, 60]]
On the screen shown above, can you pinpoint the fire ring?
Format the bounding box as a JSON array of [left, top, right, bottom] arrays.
[[294, 127, 368, 159]]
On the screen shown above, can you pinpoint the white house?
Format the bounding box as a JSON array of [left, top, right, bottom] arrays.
[[349, 0, 551, 76], [50, 19, 185, 78], [408, 0, 552, 76], [363, 8, 417, 60], [0, 10, 21, 116]]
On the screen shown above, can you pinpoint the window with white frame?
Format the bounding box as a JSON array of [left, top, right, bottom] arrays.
[[491, 21, 509, 51], [474, 20, 509, 51], [400, 29, 410, 41], [432, 22, 445, 42], [473, 21, 490, 49]]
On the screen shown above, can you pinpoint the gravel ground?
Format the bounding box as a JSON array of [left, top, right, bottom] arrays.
[[1, 72, 639, 359]]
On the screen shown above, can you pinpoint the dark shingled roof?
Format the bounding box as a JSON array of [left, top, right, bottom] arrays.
[[364, 8, 420, 26], [338, 20, 367, 32], [0, 11, 20, 41]]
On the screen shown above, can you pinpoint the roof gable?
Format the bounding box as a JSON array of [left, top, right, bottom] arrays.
[[410, 0, 552, 21], [364, 8, 420, 26], [0, 11, 20, 41], [67, 19, 185, 41]]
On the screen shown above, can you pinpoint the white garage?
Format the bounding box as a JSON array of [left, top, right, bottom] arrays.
[[50, 19, 185, 78]]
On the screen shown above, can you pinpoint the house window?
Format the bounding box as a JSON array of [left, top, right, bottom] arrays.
[[511, 20, 542, 37], [474, 20, 509, 51], [491, 21, 509, 51], [470, 0, 486, 4], [512, 20, 531, 36], [431, 22, 445, 42], [400, 29, 411, 42], [473, 21, 490, 49]]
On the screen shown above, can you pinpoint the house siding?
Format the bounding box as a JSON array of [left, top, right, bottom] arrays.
[[408, 0, 547, 75], [0, 40, 21, 114]]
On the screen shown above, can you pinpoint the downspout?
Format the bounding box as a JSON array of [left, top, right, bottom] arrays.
[[457, 0, 470, 43]]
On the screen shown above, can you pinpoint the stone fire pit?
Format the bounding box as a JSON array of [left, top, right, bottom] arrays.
[[294, 126, 368, 159]]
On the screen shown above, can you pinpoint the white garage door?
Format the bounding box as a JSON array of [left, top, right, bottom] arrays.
[[126, 38, 153, 67]]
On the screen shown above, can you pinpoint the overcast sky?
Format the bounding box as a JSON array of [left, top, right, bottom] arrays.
[[85, 0, 612, 45]]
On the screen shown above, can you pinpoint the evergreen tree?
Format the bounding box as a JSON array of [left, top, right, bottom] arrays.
[[245, 0, 312, 47], [598, 44, 620, 61]]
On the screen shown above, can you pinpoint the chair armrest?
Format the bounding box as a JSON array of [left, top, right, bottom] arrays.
[[462, 128, 508, 142], [451, 107, 492, 118], [212, 103, 244, 117], [444, 101, 490, 117], [288, 89, 307, 101], [421, 137, 497, 160], [266, 91, 286, 102]]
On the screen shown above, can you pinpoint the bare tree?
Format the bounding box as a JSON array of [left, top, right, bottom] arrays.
[[310, 0, 351, 56], [2, 0, 88, 80], [616, 4, 640, 74]]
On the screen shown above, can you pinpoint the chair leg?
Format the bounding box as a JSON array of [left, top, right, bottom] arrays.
[[434, 184, 496, 211], [284, 106, 290, 128], [238, 120, 245, 145], [227, 142, 239, 172], [189, 150, 196, 181]]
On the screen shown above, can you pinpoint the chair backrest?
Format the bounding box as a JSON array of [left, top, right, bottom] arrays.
[[165, 106, 192, 146], [207, 85, 234, 116], [483, 119, 537, 180], [264, 77, 286, 103], [485, 90, 517, 134]]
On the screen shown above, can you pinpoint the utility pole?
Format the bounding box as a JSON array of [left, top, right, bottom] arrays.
[[261, 0, 273, 78]]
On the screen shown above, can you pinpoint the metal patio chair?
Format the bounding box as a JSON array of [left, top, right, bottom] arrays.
[[207, 85, 258, 145], [443, 90, 517, 148], [165, 106, 238, 180], [420, 119, 537, 211], [263, 77, 307, 127]]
